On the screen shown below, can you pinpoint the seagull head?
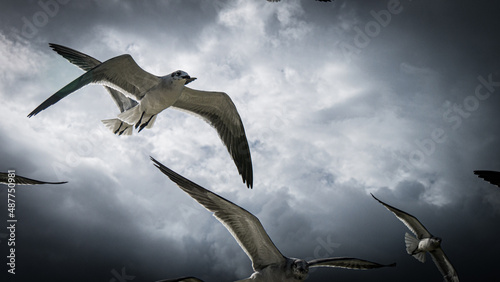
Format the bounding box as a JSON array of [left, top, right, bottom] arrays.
[[430, 237, 442, 248], [290, 258, 309, 279], [171, 70, 197, 85]]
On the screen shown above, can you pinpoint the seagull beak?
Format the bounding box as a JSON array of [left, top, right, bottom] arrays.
[[184, 76, 197, 85]]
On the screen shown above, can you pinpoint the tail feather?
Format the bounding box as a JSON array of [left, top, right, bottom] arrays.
[[405, 232, 426, 263], [102, 118, 133, 136], [118, 105, 143, 125], [117, 105, 157, 132]]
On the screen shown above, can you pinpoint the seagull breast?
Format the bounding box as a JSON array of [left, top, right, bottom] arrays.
[[139, 76, 185, 113], [418, 237, 441, 252]]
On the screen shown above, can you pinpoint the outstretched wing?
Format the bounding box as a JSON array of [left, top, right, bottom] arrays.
[[172, 87, 253, 188], [156, 277, 204, 282], [48, 43, 138, 112], [151, 157, 285, 271], [307, 257, 395, 270], [371, 194, 432, 239], [474, 170, 500, 188], [430, 248, 459, 282], [0, 172, 67, 185], [28, 53, 159, 117]]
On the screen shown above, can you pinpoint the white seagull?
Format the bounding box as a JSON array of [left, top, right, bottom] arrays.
[[473, 170, 500, 188], [152, 157, 395, 282], [0, 172, 67, 185], [28, 44, 253, 188], [371, 194, 459, 282]]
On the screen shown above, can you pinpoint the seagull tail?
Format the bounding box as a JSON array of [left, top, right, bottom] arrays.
[[405, 232, 425, 263], [102, 118, 133, 136], [117, 104, 143, 125]]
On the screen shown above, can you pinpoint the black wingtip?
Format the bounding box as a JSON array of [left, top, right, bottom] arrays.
[[150, 156, 160, 167], [150, 156, 166, 172], [48, 43, 66, 52], [27, 110, 37, 118]]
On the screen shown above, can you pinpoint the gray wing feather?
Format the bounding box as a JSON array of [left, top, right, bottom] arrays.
[[172, 87, 253, 188], [49, 43, 138, 112], [0, 172, 67, 185], [28, 53, 159, 117], [151, 157, 284, 271], [473, 170, 500, 188], [430, 248, 459, 282], [307, 257, 395, 270], [371, 194, 432, 239]]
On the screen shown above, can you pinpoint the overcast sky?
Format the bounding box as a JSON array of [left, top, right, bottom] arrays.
[[1, 0, 500, 281]]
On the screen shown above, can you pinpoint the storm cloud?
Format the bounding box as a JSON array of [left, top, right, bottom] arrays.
[[1, 0, 499, 281]]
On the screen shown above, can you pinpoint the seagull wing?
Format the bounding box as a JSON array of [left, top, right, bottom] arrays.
[[430, 248, 459, 282], [28, 53, 159, 117], [473, 170, 500, 188], [371, 194, 432, 239], [151, 157, 285, 271], [172, 87, 253, 188], [48, 43, 138, 112], [156, 277, 204, 282], [0, 172, 67, 185], [307, 257, 395, 270], [49, 43, 101, 71]]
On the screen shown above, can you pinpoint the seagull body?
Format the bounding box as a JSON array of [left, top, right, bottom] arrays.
[[371, 194, 459, 282], [152, 157, 395, 281], [473, 170, 500, 187], [29, 44, 253, 188], [0, 172, 67, 185]]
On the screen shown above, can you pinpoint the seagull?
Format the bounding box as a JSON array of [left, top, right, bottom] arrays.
[[0, 172, 67, 185], [28, 44, 253, 188], [473, 170, 500, 187], [151, 157, 395, 282], [371, 194, 459, 282]]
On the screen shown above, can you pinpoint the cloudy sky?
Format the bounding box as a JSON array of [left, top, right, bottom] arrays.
[[1, 0, 500, 281]]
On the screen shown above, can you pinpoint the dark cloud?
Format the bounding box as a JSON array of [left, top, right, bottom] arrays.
[[1, 0, 500, 281]]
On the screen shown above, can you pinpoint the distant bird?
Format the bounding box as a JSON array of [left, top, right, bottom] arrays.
[[0, 172, 67, 185], [371, 194, 459, 282], [29, 44, 253, 188], [156, 277, 203, 282], [152, 157, 395, 282], [473, 170, 500, 188]]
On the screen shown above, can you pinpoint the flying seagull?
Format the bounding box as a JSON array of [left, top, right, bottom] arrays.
[[371, 194, 459, 282], [151, 157, 395, 281], [28, 44, 253, 188], [0, 172, 67, 185], [473, 170, 500, 188]]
